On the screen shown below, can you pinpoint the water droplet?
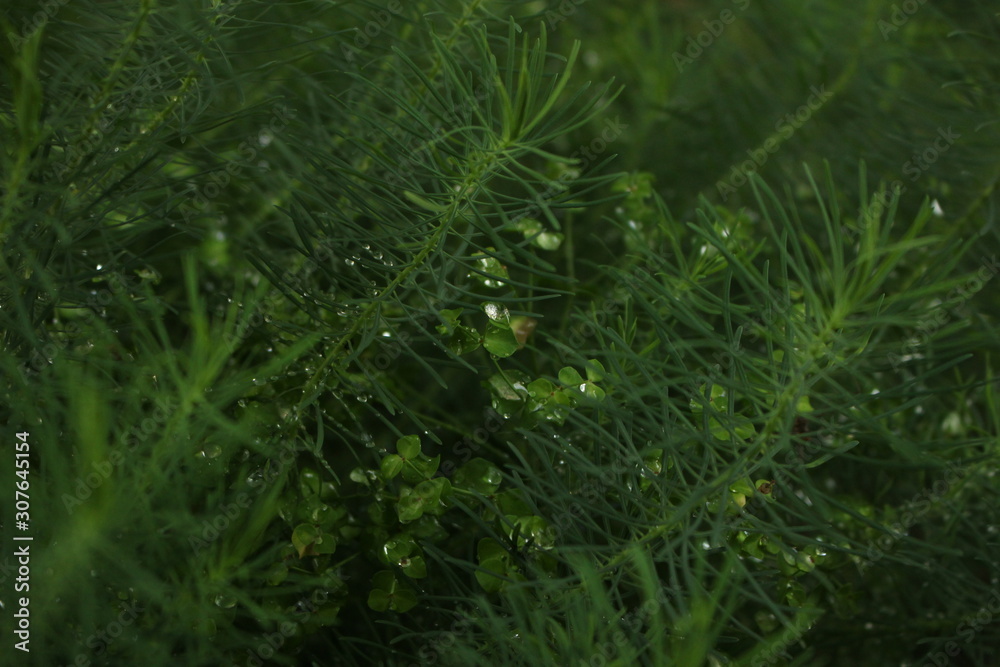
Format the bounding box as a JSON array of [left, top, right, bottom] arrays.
[[215, 595, 237, 609], [247, 470, 264, 487], [484, 302, 510, 322], [198, 444, 223, 459]]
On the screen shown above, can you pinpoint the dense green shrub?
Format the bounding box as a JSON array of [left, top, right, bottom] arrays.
[[1, 1, 999, 665]]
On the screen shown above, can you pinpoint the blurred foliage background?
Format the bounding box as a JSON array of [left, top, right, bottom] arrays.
[[1, 0, 998, 665]]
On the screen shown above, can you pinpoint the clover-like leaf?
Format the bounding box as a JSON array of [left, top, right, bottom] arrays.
[[453, 458, 503, 496], [382, 535, 417, 562], [450, 325, 482, 355], [585, 359, 606, 382], [504, 217, 542, 236], [299, 467, 321, 497], [401, 454, 440, 484], [381, 535, 428, 578], [397, 487, 427, 523], [292, 523, 322, 558], [435, 308, 463, 335], [482, 301, 510, 323], [380, 454, 404, 480], [509, 515, 555, 550], [484, 320, 519, 357], [580, 382, 605, 401], [396, 435, 421, 459], [527, 378, 555, 398], [399, 553, 427, 578], [558, 366, 584, 386], [476, 538, 513, 593], [496, 489, 533, 517], [535, 230, 564, 250], [265, 562, 288, 586], [504, 217, 564, 250], [397, 479, 450, 522], [690, 383, 728, 415], [470, 250, 509, 288], [612, 171, 655, 199], [367, 589, 391, 612], [312, 531, 337, 555], [733, 419, 757, 440], [368, 570, 418, 612], [485, 371, 531, 415]]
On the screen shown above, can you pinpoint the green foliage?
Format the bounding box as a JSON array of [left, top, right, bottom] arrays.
[[2, 0, 1000, 666]]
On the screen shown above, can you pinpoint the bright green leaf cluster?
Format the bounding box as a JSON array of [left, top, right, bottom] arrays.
[[435, 304, 522, 358], [368, 570, 418, 613], [485, 360, 608, 427], [690, 383, 757, 442], [503, 217, 564, 250]]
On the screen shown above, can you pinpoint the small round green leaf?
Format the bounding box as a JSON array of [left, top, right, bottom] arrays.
[[397, 435, 421, 459]]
